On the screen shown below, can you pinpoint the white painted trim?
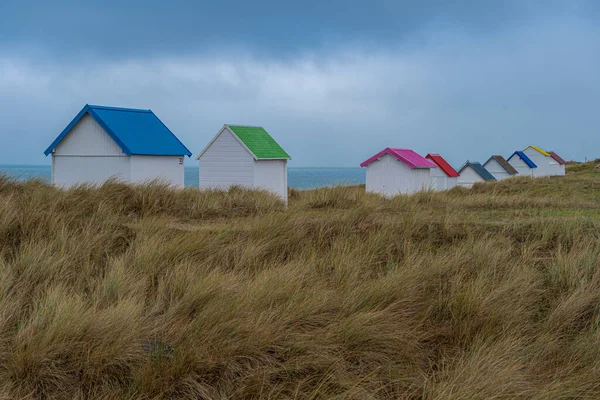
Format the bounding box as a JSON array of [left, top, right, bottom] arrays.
[[224, 124, 263, 128], [224, 125, 260, 160], [284, 160, 288, 206], [196, 125, 228, 160]]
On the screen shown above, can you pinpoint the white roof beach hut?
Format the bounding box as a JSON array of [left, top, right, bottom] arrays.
[[549, 152, 567, 176], [425, 153, 459, 191], [197, 125, 291, 203], [44, 104, 192, 188], [360, 148, 437, 197], [457, 161, 496, 188], [507, 151, 536, 177], [523, 146, 556, 177], [483, 155, 519, 181]]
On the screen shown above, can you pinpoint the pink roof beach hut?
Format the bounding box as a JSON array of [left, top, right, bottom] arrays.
[[360, 148, 437, 197]]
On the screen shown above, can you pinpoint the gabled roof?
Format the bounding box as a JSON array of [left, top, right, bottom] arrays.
[[524, 145, 551, 156], [425, 154, 459, 177], [459, 161, 497, 181], [196, 125, 290, 160], [228, 125, 290, 159], [44, 105, 192, 157], [549, 151, 567, 165], [360, 148, 437, 169], [484, 155, 518, 175], [508, 151, 537, 168]]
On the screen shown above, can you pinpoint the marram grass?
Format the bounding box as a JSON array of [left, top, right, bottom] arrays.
[[0, 164, 599, 399]]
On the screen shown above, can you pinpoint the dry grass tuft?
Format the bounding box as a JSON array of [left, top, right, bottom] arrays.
[[0, 164, 598, 398]]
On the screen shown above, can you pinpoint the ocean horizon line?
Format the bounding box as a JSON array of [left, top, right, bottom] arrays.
[[0, 164, 362, 169], [0, 165, 365, 190]]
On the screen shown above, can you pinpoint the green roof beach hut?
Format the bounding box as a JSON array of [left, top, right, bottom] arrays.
[[196, 125, 291, 203]]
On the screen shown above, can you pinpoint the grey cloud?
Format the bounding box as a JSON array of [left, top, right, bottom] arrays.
[[0, 15, 599, 167]]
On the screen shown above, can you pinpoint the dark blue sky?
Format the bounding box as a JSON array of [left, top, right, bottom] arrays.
[[1, 0, 599, 166], [0, 1, 547, 55]]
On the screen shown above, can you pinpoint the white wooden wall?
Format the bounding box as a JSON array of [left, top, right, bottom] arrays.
[[507, 156, 534, 177], [365, 154, 433, 197], [52, 114, 186, 188], [54, 114, 124, 156], [547, 159, 560, 176], [551, 164, 566, 176], [524, 148, 552, 177], [52, 114, 130, 186], [253, 160, 288, 202], [53, 156, 130, 187], [457, 166, 485, 188], [130, 155, 185, 188], [445, 177, 458, 190], [484, 158, 512, 181], [429, 166, 445, 191], [429, 166, 457, 191], [199, 130, 254, 189]]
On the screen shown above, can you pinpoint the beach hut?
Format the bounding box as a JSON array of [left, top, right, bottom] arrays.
[[360, 148, 437, 197], [507, 151, 537, 177], [197, 125, 291, 202], [44, 104, 192, 188], [483, 155, 519, 181], [549, 152, 567, 176], [523, 146, 556, 177], [457, 161, 496, 188], [425, 153, 459, 190]]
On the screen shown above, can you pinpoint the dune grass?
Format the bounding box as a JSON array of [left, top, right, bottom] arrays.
[[0, 165, 599, 398]]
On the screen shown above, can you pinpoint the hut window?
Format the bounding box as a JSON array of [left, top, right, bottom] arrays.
[[179, 157, 184, 165]]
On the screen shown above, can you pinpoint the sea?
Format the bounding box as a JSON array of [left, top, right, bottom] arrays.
[[0, 165, 365, 190]]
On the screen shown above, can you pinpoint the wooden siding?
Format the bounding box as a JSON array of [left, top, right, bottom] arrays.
[[429, 165, 458, 191], [130, 155, 185, 188], [523, 148, 552, 177], [508, 156, 534, 177], [198, 129, 254, 189], [484, 158, 512, 181], [253, 159, 288, 202], [52, 155, 130, 187], [457, 166, 485, 188], [53, 114, 124, 156], [366, 154, 433, 197]]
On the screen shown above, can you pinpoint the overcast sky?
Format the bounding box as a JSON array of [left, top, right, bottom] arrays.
[[1, 0, 598, 167]]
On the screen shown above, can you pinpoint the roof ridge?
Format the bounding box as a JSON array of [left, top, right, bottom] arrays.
[[226, 124, 265, 129], [524, 145, 551, 156], [361, 148, 436, 169], [88, 104, 152, 113]]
